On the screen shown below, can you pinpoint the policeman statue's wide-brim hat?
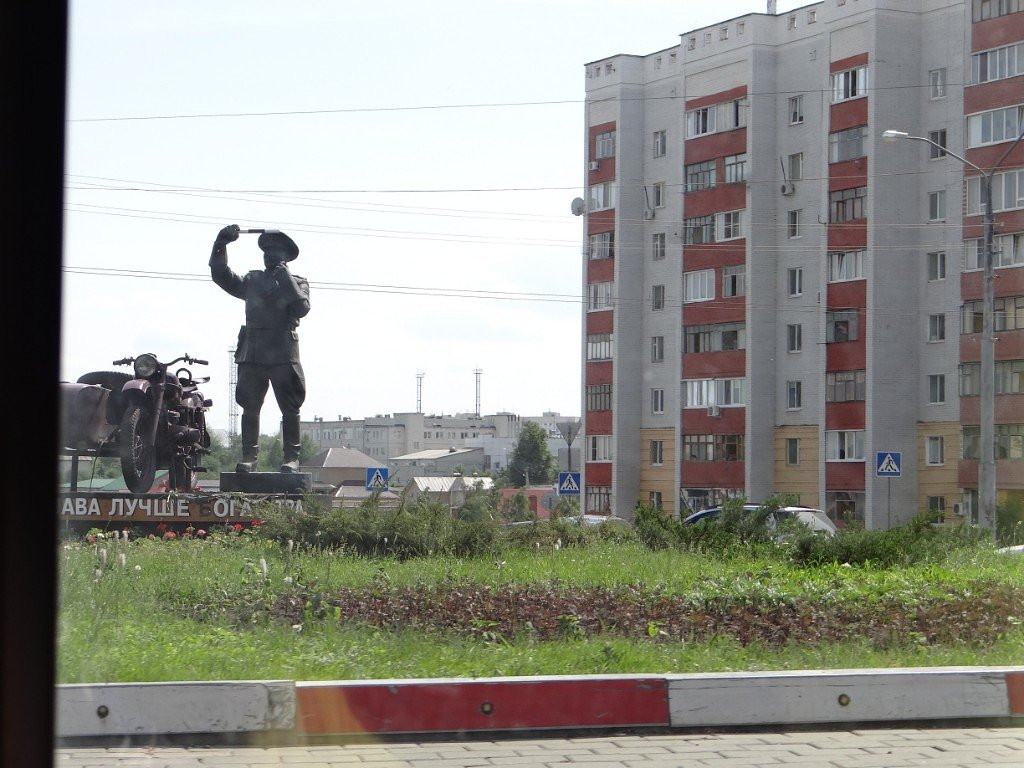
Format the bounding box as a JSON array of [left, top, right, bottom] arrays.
[[258, 230, 299, 262]]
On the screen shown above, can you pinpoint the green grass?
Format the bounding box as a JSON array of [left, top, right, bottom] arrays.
[[57, 535, 1024, 684]]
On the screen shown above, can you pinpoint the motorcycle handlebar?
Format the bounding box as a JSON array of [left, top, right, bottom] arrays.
[[112, 357, 132, 366]]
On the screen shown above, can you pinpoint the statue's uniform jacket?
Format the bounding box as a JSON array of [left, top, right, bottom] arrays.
[[209, 247, 310, 411]]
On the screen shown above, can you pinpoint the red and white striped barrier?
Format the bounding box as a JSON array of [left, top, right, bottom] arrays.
[[55, 667, 1024, 738]]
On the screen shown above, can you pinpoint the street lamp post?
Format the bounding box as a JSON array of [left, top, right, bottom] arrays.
[[883, 127, 1024, 537]]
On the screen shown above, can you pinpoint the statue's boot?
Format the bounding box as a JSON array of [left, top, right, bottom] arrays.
[[280, 410, 301, 473], [236, 412, 259, 473]]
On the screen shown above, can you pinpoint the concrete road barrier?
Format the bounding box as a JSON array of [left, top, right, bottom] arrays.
[[55, 667, 1024, 739]]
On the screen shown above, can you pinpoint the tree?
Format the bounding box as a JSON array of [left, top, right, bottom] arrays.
[[507, 421, 556, 487]]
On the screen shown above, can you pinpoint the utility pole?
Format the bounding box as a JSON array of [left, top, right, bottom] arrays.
[[416, 372, 425, 413], [883, 126, 1024, 539], [474, 368, 483, 418]]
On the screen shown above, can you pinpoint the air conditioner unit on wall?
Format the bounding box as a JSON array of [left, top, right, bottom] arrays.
[[781, 181, 795, 195], [952, 502, 962, 517], [643, 208, 656, 220], [588, 160, 600, 171], [707, 405, 721, 417]]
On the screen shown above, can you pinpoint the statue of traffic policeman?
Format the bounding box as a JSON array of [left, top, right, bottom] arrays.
[[210, 224, 310, 473]]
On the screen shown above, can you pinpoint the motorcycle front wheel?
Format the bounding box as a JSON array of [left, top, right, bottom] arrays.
[[119, 405, 156, 493]]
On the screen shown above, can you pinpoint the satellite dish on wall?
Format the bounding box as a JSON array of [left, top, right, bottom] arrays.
[[570, 197, 586, 216]]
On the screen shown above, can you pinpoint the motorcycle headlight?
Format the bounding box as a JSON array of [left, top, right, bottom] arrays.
[[133, 354, 158, 378]]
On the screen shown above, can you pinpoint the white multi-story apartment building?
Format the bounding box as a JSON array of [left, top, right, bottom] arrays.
[[582, 0, 1024, 527]]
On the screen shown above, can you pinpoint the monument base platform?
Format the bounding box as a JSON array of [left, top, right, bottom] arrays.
[[220, 472, 312, 494]]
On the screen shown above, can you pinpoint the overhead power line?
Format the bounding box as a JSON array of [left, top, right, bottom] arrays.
[[67, 78, 975, 123]]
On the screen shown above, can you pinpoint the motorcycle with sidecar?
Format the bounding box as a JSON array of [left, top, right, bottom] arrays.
[[60, 353, 212, 493]]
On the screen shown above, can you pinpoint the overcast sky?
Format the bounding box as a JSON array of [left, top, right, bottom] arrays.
[[63, 0, 805, 434]]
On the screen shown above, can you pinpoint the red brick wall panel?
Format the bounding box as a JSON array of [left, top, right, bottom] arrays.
[[683, 243, 746, 272], [973, 13, 1024, 51], [960, 393, 1024, 424], [585, 361, 613, 385], [588, 210, 615, 234], [685, 85, 748, 111], [826, 461, 866, 491], [959, 459, 1024, 489], [682, 350, 745, 378], [587, 257, 614, 283], [830, 99, 868, 133], [585, 462, 612, 486], [680, 298, 745, 326], [827, 222, 868, 250], [680, 461, 745, 488], [830, 52, 869, 73], [685, 129, 747, 165], [825, 401, 866, 430], [681, 406, 745, 433], [586, 311, 613, 334], [684, 184, 747, 218], [828, 158, 868, 192], [964, 77, 1024, 114], [585, 410, 612, 434]]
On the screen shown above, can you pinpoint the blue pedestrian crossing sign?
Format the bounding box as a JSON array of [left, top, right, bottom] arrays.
[[875, 452, 902, 478], [557, 472, 581, 496], [365, 467, 389, 491]]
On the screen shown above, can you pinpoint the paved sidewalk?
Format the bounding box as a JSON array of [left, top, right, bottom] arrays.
[[55, 727, 1024, 767]]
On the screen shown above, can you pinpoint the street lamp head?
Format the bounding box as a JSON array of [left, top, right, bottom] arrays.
[[882, 129, 909, 141]]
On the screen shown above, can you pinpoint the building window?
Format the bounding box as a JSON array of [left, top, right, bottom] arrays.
[[687, 36, 696, 51], [963, 424, 1024, 460], [651, 182, 666, 208], [826, 310, 860, 343], [585, 384, 612, 411], [929, 313, 946, 342], [926, 496, 946, 524], [683, 215, 715, 244], [653, 129, 667, 158], [965, 234, 1024, 270], [786, 437, 800, 466], [926, 435, 945, 466], [650, 440, 664, 466], [586, 486, 611, 514], [832, 65, 868, 102], [716, 434, 744, 461], [651, 335, 665, 363], [717, 210, 744, 240], [788, 152, 803, 180], [588, 182, 616, 211], [587, 435, 613, 462], [995, 360, 1024, 394], [685, 159, 716, 192], [961, 362, 981, 395], [929, 68, 947, 99], [651, 388, 665, 415], [787, 209, 802, 239], [826, 370, 866, 402], [684, 378, 744, 408], [788, 14, 797, 29], [826, 430, 865, 461], [928, 374, 946, 404], [808, 9, 817, 23], [686, 106, 716, 137], [587, 281, 613, 311], [828, 250, 865, 282], [788, 267, 803, 296], [589, 231, 615, 260], [651, 284, 665, 310], [724, 153, 748, 183], [928, 251, 946, 280], [684, 322, 746, 353], [586, 333, 613, 360], [974, 0, 1024, 22], [965, 170, 1024, 215], [928, 129, 948, 159], [683, 434, 714, 462], [787, 380, 802, 409], [966, 105, 1024, 148], [722, 264, 745, 297], [962, 300, 985, 334], [787, 323, 802, 352], [788, 95, 804, 124], [719, 26, 729, 41], [648, 491, 663, 510], [973, 41, 1024, 84], [595, 130, 616, 159], [928, 190, 946, 221], [683, 269, 715, 302], [829, 125, 868, 162], [651, 232, 665, 261], [829, 186, 867, 223]]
